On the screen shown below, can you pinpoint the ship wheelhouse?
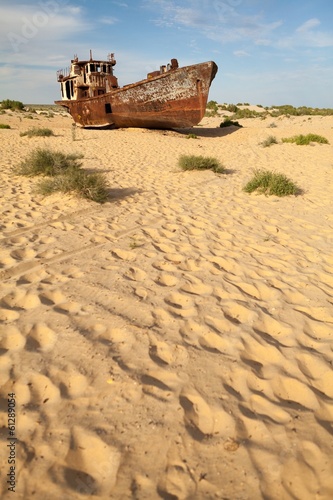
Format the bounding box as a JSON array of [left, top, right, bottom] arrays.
[[57, 52, 118, 101]]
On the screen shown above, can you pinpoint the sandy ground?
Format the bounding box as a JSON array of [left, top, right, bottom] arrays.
[[0, 109, 333, 500]]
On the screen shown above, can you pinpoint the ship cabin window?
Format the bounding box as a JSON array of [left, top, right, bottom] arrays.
[[89, 64, 95, 72], [105, 103, 112, 114], [98, 89, 105, 95], [65, 81, 71, 99]]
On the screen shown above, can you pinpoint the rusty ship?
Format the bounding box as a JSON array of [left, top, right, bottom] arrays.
[[55, 52, 218, 129]]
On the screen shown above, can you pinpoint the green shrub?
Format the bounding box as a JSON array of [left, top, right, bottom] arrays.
[[15, 148, 83, 177], [20, 127, 55, 138], [282, 133, 329, 145], [220, 118, 243, 128], [37, 170, 109, 203], [226, 104, 239, 113], [205, 100, 219, 117], [260, 136, 278, 147], [268, 105, 333, 117], [178, 154, 225, 173], [0, 123, 11, 129], [231, 108, 263, 119], [243, 170, 300, 196], [16, 147, 109, 203], [186, 133, 198, 139], [1, 99, 24, 111]]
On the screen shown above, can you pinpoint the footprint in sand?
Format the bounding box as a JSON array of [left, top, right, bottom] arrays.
[[20, 269, 49, 284], [63, 426, 121, 495], [180, 388, 235, 437], [180, 276, 213, 296], [164, 292, 196, 318], [123, 266, 147, 281], [142, 368, 185, 393], [0, 308, 20, 322], [149, 335, 188, 366], [271, 375, 319, 410], [40, 289, 67, 305], [0, 325, 26, 351], [98, 327, 136, 355], [246, 394, 291, 424], [50, 368, 89, 398], [152, 260, 178, 272], [111, 248, 136, 261], [55, 301, 83, 315], [27, 323, 57, 352], [1, 289, 41, 310], [28, 372, 61, 405], [179, 319, 204, 347], [10, 248, 37, 260], [153, 242, 177, 254], [178, 259, 202, 272], [158, 461, 196, 499], [198, 331, 232, 354], [155, 273, 178, 287], [281, 441, 333, 500]]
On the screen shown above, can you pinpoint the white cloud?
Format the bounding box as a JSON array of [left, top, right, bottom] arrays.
[[0, 3, 91, 62], [100, 16, 119, 25], [277, 18, 333, 49], [296, 18, 321, 33], [112, 1, 128, 7], [233, 50, 250, 57], [143, 0, 283, 45]]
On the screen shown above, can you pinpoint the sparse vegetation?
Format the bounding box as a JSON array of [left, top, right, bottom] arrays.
[[15, 148, 108, 203], [205, 100, 219, 117], [15, 148, 83, 177], [282, 133, 329, 145], [220, 118, 243, 128], [37, 170, 109, 203], [269, 105, 333, 117], [260, 135, 278, 147], [178, 154, 225, 173], [231, 108, 264, 119], [186, 133, 198, 139], [243, 170, 300, 196], [20, 127, 55, 138], [1, 99, 24, 111], [0, 123, 11, 129]]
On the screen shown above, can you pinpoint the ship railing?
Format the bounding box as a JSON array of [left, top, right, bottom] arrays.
[[57, 67, 70, 81]]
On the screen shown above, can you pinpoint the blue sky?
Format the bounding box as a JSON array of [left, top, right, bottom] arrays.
[[0, 0, 333, 106]]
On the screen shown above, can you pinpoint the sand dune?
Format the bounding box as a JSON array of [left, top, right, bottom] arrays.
[[0, 110, 333, 499]]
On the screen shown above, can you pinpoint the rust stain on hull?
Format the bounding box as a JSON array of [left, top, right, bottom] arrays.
[[55, 54, 218, 129]]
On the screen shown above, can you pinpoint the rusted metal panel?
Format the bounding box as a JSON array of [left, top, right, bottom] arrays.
[[55, 55, 218, 129]]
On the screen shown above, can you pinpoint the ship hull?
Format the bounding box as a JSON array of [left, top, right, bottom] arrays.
[[55, 61, 218, 129]]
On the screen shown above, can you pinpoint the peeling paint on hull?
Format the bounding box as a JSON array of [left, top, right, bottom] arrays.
[[55, 61, 218, 129]]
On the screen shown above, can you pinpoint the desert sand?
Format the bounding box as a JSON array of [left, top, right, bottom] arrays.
[[0, 108, 333, 499]]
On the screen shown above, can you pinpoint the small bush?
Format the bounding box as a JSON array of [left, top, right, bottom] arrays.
[[268, 122, 277, 128], [220, 118, 243, 128], [1, 99, 24, 111], [282, 133, 329, 145], [37, 170, 109, 203], [243, 170, 300, 196], [0, 123, 11, 129], [186, 133, 198, 139], [15, 148, 83, 177], [20, 127, 55, 138], [231, 108, 263, 119], [260, 136, 278, 147], [178, 154, 225, 173]]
